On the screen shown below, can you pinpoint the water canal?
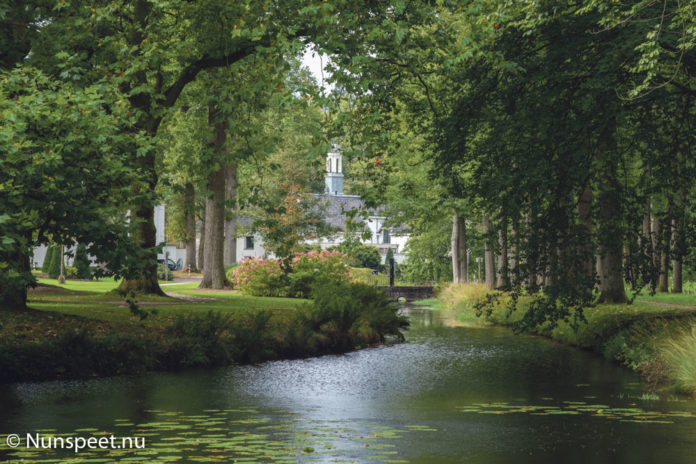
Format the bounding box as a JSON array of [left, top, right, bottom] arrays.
[[2, 305, 696, 463]]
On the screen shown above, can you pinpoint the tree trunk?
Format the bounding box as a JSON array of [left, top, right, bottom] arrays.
[[496, 215, 509, 289], [641, 203, 651, 253], [118, 155, 164, 296], [577, 185, 594, 283], [525, 208, 539, 292], [457, 214, 467, 282], [672, 216, 682, 293], [651, 213, 661, 274], [224, 162, 238, 266], [596, 117, 627, 303], [672, 183, 686, 293], [483, 214, 495, 289], [0, 247, 31, 310], [451, 212, 460, 283], [118, 2, 163, 296], [184, 182, 197, 272], [657, 208, 670, 293], [200, 106, 228, 289], [641, 201, 652, 288], [57, 244, 66, 284], [509, 220, 518, 282], [198, 211, 205, 271]]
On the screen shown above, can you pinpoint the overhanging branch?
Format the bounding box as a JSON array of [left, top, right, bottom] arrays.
[[164, 41, 261, 108]]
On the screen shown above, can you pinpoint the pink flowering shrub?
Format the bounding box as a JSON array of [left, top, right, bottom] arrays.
[[288, 250, 351, 298], [229, 251, 350, 298], [230, 257, 286, 297]]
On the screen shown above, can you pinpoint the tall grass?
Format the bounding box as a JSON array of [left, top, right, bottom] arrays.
[[437, 283, 496, 325], [659, 325, 696, 394], [439, 283, 490, 311]]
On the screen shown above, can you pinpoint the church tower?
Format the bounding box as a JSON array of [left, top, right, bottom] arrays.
[[325, 147, 344, 195]]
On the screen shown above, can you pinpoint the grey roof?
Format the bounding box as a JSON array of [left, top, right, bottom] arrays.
[[237, 193, 408, 234], [316, 193, 375, 229]]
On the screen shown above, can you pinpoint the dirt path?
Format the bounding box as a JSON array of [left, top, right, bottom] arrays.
[[162, 292, 218, 303], [638, 300, 696, 310]]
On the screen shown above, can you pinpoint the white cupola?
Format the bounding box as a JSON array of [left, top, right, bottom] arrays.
[[325, 147, 344, 195]]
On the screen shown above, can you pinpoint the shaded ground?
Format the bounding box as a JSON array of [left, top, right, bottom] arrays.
[[637, 300, 696, 310]]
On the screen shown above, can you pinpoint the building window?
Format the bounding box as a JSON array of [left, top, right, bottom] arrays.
[[245, 236, 254, 250], [382, 229, 390, 244]]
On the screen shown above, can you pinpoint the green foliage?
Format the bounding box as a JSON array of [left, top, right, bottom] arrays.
[[307, 278, 409, 350], [165, 311, 236, 367], [332, 239, 382, 269], [64, 266, 78, 279], [401, 222, 454, 284], [0, 65, 134, 306], [230, 251, 351, 298], [287, 250, 351, 298], [0, 278, 409, 381], [41, 246, 56, 274], [47, 247, 62, 279], [157, 264, 175, 282], [658, 326, 696, 394], [384, 247, 394, 266], [74, 243, 91, 279], [0, 329, 154, 382]]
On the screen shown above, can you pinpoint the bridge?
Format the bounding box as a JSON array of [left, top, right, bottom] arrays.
[[376, 286, 434, 302]]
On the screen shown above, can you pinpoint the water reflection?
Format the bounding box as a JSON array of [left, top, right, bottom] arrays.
[[1, 306, 696, 463]]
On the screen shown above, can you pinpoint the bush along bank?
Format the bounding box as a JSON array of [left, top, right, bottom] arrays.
[[0, 280, 408, 383], [438, 283, 696, 395]]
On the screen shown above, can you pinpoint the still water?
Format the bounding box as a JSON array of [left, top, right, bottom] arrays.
[[2, 306, 696, 463]]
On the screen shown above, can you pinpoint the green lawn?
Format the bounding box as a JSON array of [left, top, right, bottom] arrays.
[[23, 279, 306, 327], [2, 277, 404, 382], [633, 291, 696, 307]]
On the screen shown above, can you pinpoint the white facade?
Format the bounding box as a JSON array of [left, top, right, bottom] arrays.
[[40, 151, 409, 269], [236, 233, 266, 261]]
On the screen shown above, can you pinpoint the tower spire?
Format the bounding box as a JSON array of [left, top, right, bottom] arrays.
[[325, 147, 344, 195]]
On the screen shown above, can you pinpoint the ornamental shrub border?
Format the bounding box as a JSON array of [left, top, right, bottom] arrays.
[[229, 250, 351, 297]]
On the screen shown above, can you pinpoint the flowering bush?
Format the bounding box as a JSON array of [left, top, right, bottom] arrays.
[[288, 250, 350, 298], [230, 251, 350, 298], [230, 257, 286, 297]]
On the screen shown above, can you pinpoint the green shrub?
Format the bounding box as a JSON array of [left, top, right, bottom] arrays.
[[0, 329, 155, 381], [348, 267, 373, 284], [48, 246, 62, 279], [74, 243, 92, 279], [331, 239, 382, 269], [384, 247, 394, 265], [164, 311, 235, 367], [230, 252, 351, 297], [157, 264, 174, 281], [42, 246, 56, 274], [229, 310, 277, 363], [308, 278, 409, 351], [64, 266, 77, 279], [287, 250, 350, 298]]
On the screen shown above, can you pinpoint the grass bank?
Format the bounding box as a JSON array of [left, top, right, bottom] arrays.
[[0, 278, 407, 382], [438, 283, 696, 395]]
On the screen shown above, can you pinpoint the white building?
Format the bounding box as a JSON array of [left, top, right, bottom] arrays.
[[33, 149, 409, 269], [244, 147, 409, 264]]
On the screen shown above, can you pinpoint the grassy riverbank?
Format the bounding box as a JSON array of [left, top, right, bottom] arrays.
[[437, 283, 696, 395], [0, 278, 407, 382]]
